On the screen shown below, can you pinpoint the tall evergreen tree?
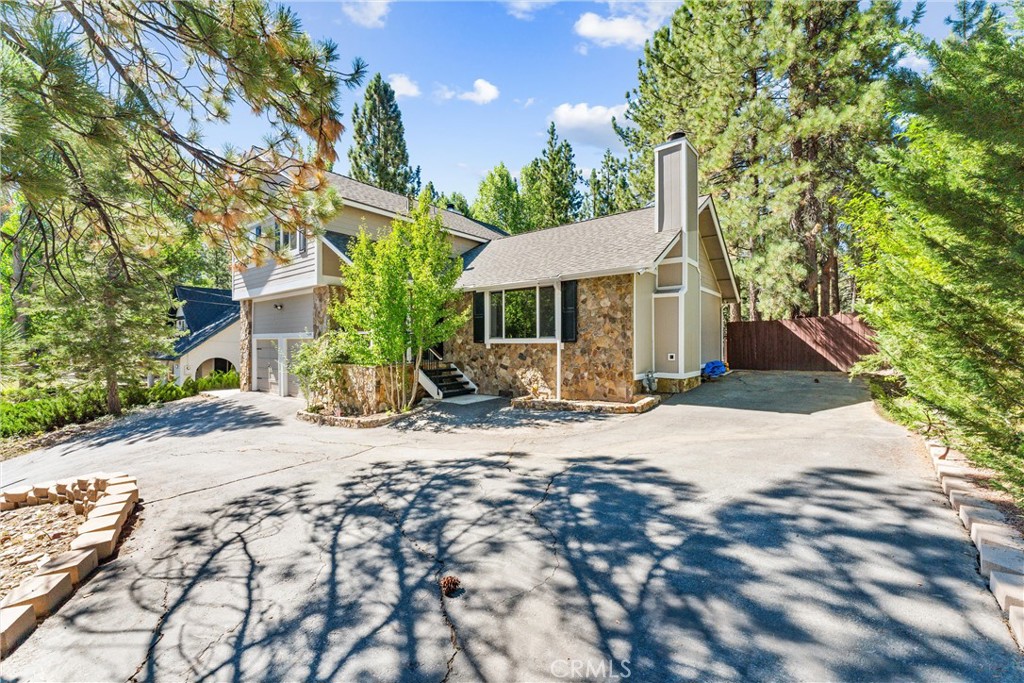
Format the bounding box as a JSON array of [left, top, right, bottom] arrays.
[[519, 123, 582, 229], [849, 2, 1024, 497], [620, 0, 909, 319], [584, 149, 643, 219], [472, 163, 528, 234], [348, 73, 419, 195]]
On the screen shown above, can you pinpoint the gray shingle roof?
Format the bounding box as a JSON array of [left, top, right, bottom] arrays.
[[325, 173, 505, 243], [459, 207, 679, 289], [159, 286, 240, 360]]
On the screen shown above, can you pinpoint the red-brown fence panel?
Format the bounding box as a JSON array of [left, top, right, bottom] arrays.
[[725, 313, 877, 372]]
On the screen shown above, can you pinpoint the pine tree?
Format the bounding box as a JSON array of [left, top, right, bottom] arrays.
[[850, 2, 1024, 498], [619, 0, 908, 319], [584, 149, 642, 219], [519, 123, 582, 229], [0, 1, 361, 273], [471, 163, 528, 234], [348, 73, 419, 195]]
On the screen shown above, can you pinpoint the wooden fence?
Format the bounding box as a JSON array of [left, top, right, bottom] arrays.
[[725, 313, 877, 372]]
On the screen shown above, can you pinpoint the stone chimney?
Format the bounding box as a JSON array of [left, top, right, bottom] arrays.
[[654, 130, 698, 239]]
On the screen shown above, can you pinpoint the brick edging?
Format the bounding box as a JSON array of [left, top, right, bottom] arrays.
[[924, 441, 1024, 650], [1, 473, 140, 658]]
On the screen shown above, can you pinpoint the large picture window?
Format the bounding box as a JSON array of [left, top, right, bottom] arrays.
[[489, 285, 557, 340]]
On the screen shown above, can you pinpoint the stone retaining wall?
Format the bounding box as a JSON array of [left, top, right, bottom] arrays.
[[309, 363, 419, 416]]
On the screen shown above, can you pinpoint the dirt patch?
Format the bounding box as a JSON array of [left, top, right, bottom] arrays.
[[0, 503, 83, 602]]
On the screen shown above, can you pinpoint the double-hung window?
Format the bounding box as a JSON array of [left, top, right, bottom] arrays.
[[489, 285, 556, 340]]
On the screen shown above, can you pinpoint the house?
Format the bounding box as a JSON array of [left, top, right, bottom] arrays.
[[233, 132, 738, 402], [159, 285, 241, 385]]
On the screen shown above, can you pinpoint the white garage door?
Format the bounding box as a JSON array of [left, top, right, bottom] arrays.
[[286, 339, 307, 398], [255, 340, 279, 394]]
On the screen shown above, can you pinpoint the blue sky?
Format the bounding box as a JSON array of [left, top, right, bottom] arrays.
[[206, 1, 960, 200]]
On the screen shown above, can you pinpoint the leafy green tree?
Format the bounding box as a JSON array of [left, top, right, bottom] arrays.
[[334, 191, 468, 411], [348, 73, 420, 195], [27, 250, 177, 415], [471, 163, 528, 233], [519, 123, 582, 230], [439, 191, 472, 218], [850, 3, 1024, 498]]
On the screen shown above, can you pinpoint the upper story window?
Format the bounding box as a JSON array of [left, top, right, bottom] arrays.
[[175, 314, 187, 332], [489, 285, 556, 340], [273, 222, 307, 253]]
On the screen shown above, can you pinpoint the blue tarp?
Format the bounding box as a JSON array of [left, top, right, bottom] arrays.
[[702, 360, 728, 379]]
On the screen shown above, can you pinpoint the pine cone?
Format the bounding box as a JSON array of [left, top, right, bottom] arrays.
[[440, 575, 461, 597]]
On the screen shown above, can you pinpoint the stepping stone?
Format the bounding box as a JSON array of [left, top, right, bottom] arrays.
[[936, 463, 970, 477], [104, 483, 138, 504], [941, 476, 975, 496], [972, 522, 1024, 552], [71, 529, 119, 560], [960, 504, 1007, 532], [979, 541, 1024, 578], [3, 486, 31, 504], [0, 604, 36, 657], [0, 572, 72, 618], [77, 515, 121, 535], [88, 500, 133, 528], [94, 493, 132, 509], [32, 482, 54, 497], [990, 572, 1024, 613], [1011, 605, 1024, 650], [36, 549, 98, 586]]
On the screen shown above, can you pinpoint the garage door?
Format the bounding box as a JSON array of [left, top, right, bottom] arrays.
[[255, 340, 279, 394], [286, 339, 307, 398]]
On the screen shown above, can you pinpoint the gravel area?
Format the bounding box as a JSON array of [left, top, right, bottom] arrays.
[[0, 502, 83, 601]]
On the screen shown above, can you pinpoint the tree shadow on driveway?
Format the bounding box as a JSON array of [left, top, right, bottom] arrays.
[[114, 456, 1020, 682]]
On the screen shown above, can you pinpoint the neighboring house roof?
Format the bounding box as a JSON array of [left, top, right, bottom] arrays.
[[322, 231, 358, 262], [159, 286, 240, 360], [457, 206, 678, 290], [324, 173, 506, 243]]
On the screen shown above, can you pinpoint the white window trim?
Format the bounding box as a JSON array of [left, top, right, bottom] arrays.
[[485, 284, 559, 344]]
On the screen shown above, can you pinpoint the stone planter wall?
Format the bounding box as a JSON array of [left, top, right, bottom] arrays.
[[308, 363, 419, 416], [445, 275, 636, 402]]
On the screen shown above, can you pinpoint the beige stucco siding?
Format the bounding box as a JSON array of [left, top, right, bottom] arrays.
[[634, 272, 655, 374], [324, 205, 482, 257], [701, 291, 723, 364], [658, 262, 683, 288], [654, 295, 679, 374], [165, 321, 241, 385], [683, 262, 701, 373], [657, 146, 682, 233], [253, 293, 314, 335], [700, 241, 719, 290]]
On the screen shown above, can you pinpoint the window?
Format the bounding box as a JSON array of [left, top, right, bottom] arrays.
[[489, 285, 557, 340]]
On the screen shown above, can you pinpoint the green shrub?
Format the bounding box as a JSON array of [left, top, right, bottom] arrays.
[[195, 369, 239, 391]]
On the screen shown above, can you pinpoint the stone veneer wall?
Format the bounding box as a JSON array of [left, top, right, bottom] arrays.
[[239, 299, 253, 391], [310, 363, 420, 416], [445, 274, 635, 402], [312, 285, 345, 337]]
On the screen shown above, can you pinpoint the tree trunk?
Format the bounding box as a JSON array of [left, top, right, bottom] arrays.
[[820, 250, 833, 315], [831, 253, 841, 313], [106, 370, 122, 416], [747, 278, 760, 322]]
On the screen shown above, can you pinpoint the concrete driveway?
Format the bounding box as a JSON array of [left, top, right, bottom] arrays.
[[2, 372, 1021, 682]]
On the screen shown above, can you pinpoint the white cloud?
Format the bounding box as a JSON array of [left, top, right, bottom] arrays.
[[514, 97, 536, 109], [341, 1, 391, 29], [434, 83, 456, 101], [387, 73, 421, 99], [550, 102, 628, 148], [574, 42, 589, 56], [897, 52, 929, 72], [574, 1, 677, 49], [504, 1, 558, 20], [457, 79, 500, 105]]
